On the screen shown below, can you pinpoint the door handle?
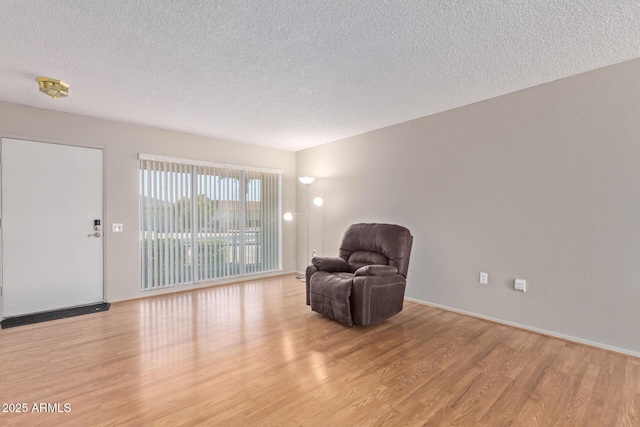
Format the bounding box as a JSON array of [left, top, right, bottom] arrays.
[[87, 232, 101, 238]]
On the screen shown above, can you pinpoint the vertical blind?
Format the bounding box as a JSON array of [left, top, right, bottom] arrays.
[[139, 155, 282, 291]]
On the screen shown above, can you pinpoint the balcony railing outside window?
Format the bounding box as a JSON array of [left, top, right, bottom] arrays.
[[139, 155, 282, 291]]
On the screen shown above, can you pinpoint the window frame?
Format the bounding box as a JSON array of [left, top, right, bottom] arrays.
[[139, 153, 283, 291]]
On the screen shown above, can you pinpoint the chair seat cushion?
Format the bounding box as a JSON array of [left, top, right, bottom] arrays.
[[309, 271, 354, 326]]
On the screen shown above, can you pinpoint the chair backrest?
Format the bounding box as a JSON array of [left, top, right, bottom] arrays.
[[338, 223, 413, 277]]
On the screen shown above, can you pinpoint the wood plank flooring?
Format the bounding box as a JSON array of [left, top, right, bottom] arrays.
[[1, 274, 638, 426]]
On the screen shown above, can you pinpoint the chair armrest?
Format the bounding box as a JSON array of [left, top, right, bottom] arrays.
[[312, 256, 350, 272], [351, 275, 406, 325], [305, 265, 318, 306], [354, 265, 398, 277]]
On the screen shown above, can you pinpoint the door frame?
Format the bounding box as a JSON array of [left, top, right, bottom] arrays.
[[0, 135, 107, 320]]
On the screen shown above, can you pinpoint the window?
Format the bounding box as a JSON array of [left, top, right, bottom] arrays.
[[139, 154, 282, 291]]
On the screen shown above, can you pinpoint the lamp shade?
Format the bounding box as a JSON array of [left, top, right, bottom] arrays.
[[283, 212, 293, 221], [313, 197, 323, 206], [298, 176, 315, 185]]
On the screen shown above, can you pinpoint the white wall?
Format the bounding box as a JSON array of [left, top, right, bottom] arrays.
[[296, 58, 640, 354], [0, 102, 296, 304]]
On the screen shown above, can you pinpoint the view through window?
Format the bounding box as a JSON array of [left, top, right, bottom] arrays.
[[139, 155, 281, 291]]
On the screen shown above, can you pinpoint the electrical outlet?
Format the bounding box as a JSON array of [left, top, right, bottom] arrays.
[[479, 272, 488, 284], [515, 279, 526, 292], [112, 223, 124, 232]]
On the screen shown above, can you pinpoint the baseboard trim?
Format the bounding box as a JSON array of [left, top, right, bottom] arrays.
[[405, 297, 640, 359], [1, 303, 111, 329]]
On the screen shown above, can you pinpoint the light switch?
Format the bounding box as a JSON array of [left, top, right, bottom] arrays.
[[112, 223, 124, 232]]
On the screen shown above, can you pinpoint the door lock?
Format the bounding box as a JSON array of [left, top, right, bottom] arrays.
[[88, 219, 102, 237]]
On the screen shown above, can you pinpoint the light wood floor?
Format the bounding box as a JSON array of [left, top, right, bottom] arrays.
[[1, 274, 639, 426]]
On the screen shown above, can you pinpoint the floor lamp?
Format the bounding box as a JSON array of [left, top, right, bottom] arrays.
[[284, 176, 323, 281]]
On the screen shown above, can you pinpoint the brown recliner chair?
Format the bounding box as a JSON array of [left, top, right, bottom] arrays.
[[305, 223, 413, 326]]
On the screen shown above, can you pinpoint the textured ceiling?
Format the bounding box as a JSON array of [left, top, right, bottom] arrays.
[[1, 1, 639, 151]]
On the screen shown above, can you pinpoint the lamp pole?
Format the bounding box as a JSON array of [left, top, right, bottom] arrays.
[[283, 176, 323, 279], [305, 182, 310, 265]]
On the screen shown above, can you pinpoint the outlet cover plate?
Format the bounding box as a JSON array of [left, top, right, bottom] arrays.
[[480, 272, 488, 284], [112, 223, 124, 233], [515, 279, 526, 292]]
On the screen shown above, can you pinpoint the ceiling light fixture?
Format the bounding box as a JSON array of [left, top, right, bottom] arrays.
[[37, 77, 69, 99]]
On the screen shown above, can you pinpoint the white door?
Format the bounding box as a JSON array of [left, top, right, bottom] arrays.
[[1, 138, 103, 317]]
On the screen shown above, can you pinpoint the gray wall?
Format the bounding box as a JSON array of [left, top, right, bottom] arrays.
[[0, 102, 296, 305], [296, 58, 640, 354]]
